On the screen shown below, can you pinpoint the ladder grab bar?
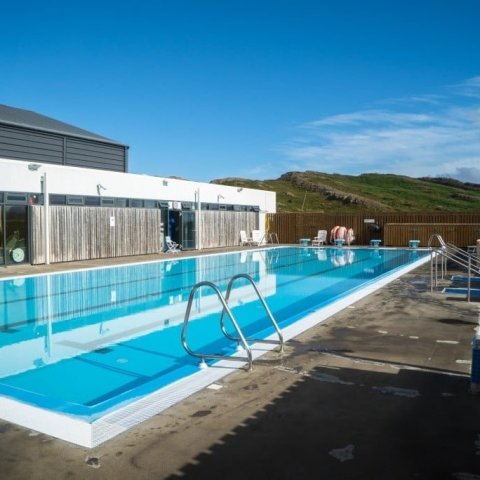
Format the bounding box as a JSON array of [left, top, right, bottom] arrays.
[[181, 281, 253, 371], [220, 273, 284, 353]]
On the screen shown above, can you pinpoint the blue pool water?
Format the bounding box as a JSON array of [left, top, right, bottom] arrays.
[[0, 247, 428, 421]]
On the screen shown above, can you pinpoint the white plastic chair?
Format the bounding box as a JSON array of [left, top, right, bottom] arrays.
[[312, 230, 327, 246], [240, 230, 253, 246], [165, 236, 181, 253], [251, 230, 265, 246]]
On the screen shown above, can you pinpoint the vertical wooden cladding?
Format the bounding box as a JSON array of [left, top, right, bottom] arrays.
[[267, 212, 480, 247], [201, 211, 258, 248], [31, 205, 162, 264], [30, 207, 259, 264]]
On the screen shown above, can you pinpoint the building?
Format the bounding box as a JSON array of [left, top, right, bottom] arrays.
[[0, 105, 276, 265]]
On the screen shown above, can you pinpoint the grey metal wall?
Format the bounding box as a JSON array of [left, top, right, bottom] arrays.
[[0, 125, 127, 172], [30, 205, 162, 264], [200, 211, 258, 248]]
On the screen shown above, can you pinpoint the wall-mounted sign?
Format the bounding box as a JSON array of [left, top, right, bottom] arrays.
[[110, 216, 115, 227], [363, 219, 376, 224]]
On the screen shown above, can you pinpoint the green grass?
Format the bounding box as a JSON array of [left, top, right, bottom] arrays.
[[211, 171, 480, 212]]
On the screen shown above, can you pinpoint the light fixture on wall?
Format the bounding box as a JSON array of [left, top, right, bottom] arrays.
[[163, 180, 169, 186], [217, 194, 225, 202], [28, 163, 42, 171], [237, 187, 243, 192], [97, 184, 107, 195]]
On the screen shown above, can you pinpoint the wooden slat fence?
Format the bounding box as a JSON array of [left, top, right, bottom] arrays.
[[200, 211, 258, 248], [30, 206, 259, 264], [31, 205, 163, 264], [266, 212, 480, 247]]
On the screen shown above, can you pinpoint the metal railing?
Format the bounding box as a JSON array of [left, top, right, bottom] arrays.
[[428, 234, 480, 302], [182, 281, 253, 371], [220, 273, 284, 353], [182, 274, 283, 371]]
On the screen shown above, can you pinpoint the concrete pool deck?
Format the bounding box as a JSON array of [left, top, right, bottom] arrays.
[[1, 250, 479, 479]]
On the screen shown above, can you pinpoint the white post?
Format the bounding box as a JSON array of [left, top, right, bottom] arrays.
[[196, 188, 202, 250], [41, 172, 50, 265]]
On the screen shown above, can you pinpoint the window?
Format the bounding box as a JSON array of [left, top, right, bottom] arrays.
[[84, 196, 101, 206], [67, 196, 84, 206], [114, 198, 127, 207], [101, 197, 115, 206], [129, 199, 143, 208], [6, 193, 28, 204], [50, 194, 67, 205], [144, 199, 157, 209]]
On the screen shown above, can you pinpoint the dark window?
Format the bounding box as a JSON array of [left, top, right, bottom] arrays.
[[28, 194, 41, 205], [84, 196, 101, 206], [208, 203, 219, 210], [115, 198, 128, 207], [181, 202, 193, 210], [144, 199, 157, 209], [159, 201, 169, 208], [218, 204, 227, 211], [50, 194, 67, 205], [226, 204, 234, 211], [6, 193, 28, 204], [129, 199, 143, 208], [0, 192, 4, 203], [101, 197, 115, 206], [233, 205, 242, 211], [67, 196, 84, 206]]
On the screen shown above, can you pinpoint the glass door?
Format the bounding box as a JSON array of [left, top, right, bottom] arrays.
[[181, 211, 196, 250], [5, 205, 28, 264]]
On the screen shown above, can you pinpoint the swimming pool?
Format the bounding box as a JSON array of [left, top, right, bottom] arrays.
[[0, 246, 430, 446]]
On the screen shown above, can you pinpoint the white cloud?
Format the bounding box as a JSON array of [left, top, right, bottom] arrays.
[[278, 77, 480, 181]]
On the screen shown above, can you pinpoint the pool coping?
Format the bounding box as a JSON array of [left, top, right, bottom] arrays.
[[0, 248, 432, 447]]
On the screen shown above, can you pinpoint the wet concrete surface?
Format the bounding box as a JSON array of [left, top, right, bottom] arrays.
[[1, 260, 480, 479]]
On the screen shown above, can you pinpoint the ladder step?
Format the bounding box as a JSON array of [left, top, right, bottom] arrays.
[[442, 287, 480, 296], [451, 275, 480, 284]]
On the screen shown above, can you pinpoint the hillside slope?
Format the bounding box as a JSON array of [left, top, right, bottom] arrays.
[[211, 171, 480, 212]]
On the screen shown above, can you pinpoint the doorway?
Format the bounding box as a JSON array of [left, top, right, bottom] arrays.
[[167, 210, 196, 250]]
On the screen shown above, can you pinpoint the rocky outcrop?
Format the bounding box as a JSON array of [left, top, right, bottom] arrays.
[[279, 172, 389, 209]]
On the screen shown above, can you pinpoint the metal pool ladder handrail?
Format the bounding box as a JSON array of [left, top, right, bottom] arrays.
[[220, 273, 284, 354], [182, 280, 253, 371], [428, 234, 480, 302]]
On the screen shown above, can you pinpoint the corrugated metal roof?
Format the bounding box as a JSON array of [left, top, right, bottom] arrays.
[[0, 104, 127, 146]]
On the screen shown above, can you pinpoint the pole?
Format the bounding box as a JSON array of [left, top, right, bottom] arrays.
[[196, 188, 202, 250], [42, 172, 50, 265]]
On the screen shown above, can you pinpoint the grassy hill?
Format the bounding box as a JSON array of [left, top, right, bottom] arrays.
[[211, 171, 480, 212]]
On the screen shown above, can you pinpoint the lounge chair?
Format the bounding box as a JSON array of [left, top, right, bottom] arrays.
[[240, 230, 253, 246], [165, 236, 181, 253], [251, 230, 265, 246], [312, 230, 327, 247]]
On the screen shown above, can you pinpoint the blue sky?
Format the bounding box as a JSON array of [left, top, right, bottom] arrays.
[[1, 1, 480, 182]]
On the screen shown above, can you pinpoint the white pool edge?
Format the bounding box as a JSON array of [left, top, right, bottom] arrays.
[[0, 252, 432, 448]]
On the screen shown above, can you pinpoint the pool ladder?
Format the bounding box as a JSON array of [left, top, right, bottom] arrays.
[[181, 273, 284, 371]]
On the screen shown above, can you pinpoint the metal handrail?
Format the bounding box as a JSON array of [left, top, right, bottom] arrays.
[[220, 273, 284, 353], [181, 281, 253, 371], [429, 234, 479, 302]]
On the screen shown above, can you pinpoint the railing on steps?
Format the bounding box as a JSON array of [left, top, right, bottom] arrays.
[[181, 274, 283, 371], [428, 234, 480, 302]]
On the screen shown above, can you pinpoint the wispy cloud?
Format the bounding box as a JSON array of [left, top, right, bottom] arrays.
[[277, 77, 480, 181]]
